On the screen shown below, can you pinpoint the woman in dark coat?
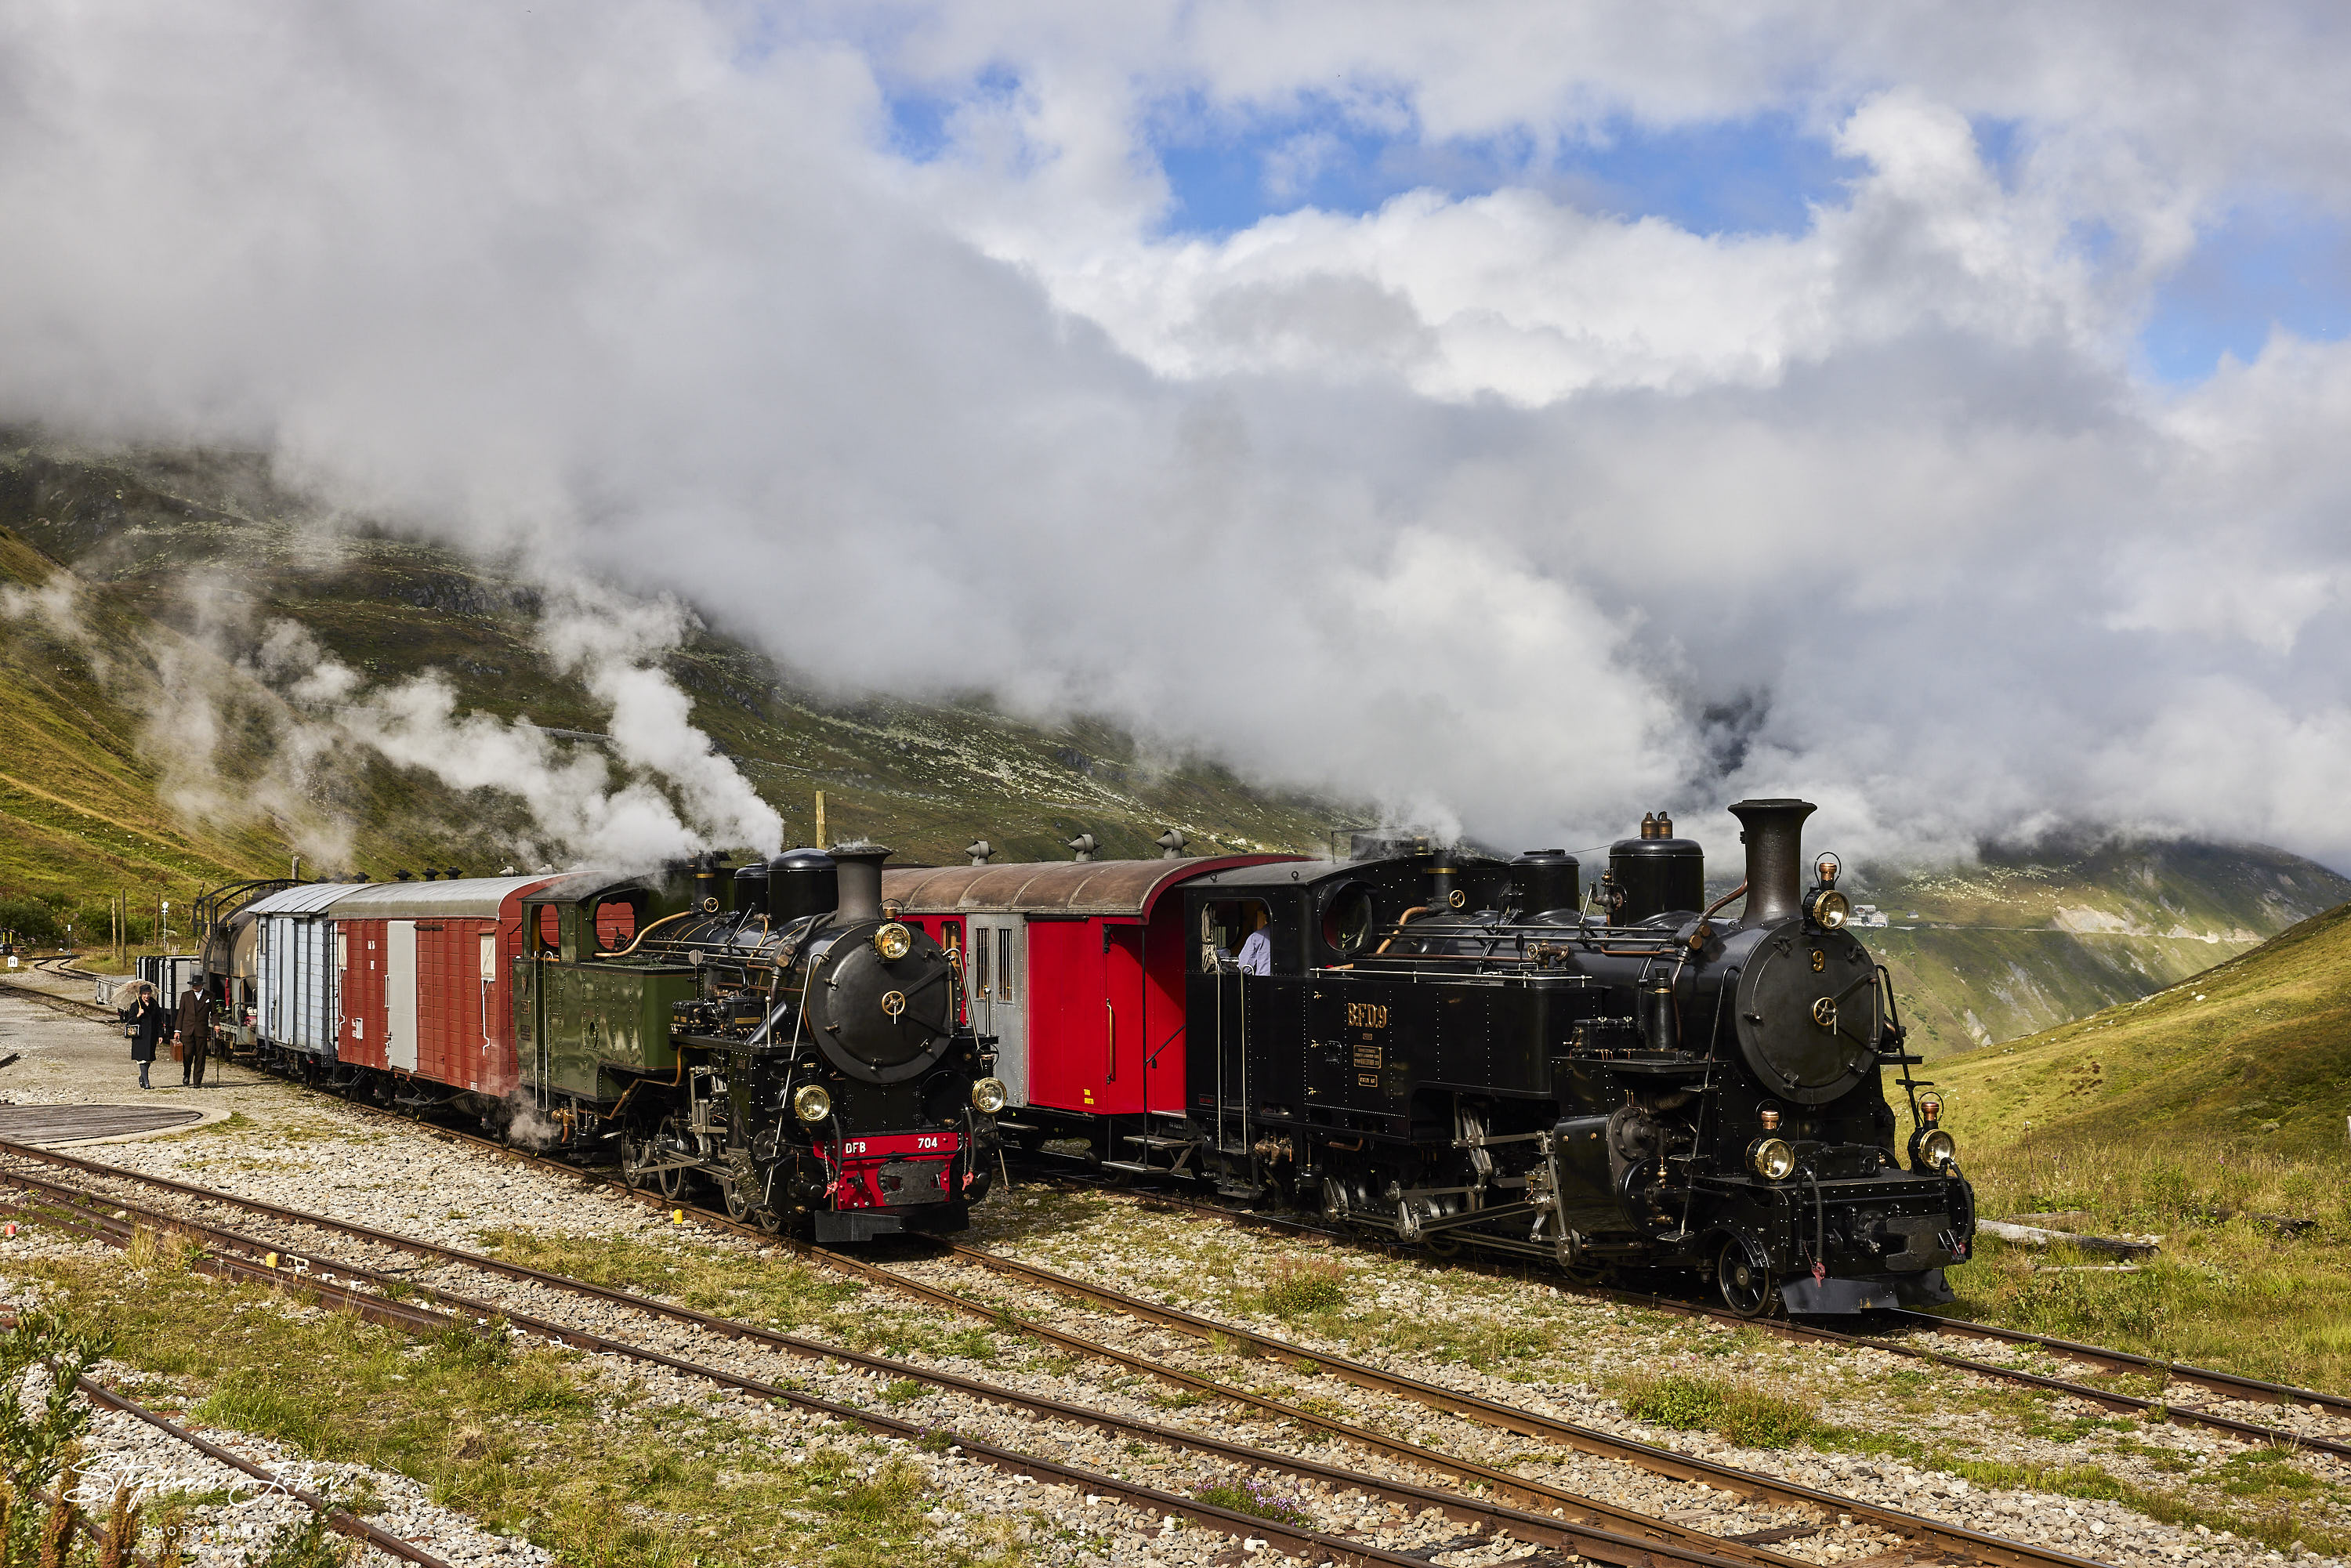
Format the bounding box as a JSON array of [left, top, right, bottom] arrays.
[[120, 983, 165, 1088]]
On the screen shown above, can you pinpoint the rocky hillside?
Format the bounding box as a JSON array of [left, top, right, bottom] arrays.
[[1851, 839, 2351, 1056]]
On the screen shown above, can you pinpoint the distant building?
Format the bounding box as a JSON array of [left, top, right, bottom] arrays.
[[1848, 904, 1891, 929]]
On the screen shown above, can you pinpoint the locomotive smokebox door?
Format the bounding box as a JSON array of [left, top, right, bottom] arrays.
[[808, 926, 957, 1085], [1733, 927, 1882, 1104]]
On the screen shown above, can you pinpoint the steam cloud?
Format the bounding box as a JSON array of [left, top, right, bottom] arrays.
[[6, 5, 2351, 871], [2, 563, 782, 870]]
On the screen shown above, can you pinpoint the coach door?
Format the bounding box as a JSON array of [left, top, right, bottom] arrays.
[[1100, 923, 1147, 1117], [386, 919, 418, 1072], [965, 915, 1027, 1107]]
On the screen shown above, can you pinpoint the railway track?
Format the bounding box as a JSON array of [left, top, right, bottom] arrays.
[[8, 1001, 2338, 1565], [1, 1150, 1804, 1568], [6, 1161, 1477, 1568], [1041, 1174, 2351, 1432], [0, 972, 114, 1021], [0, 1136, 2157, 1568], [0, 1216, 457, 1568]]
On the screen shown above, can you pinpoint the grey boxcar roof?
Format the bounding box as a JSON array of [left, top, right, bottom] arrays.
[[880, 856, 1302, 918], [239, 882, 357, 919], [324, 876, 556, 921]]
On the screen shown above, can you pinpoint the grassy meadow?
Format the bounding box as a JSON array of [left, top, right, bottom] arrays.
[[1934, 902, 2351, 1392]]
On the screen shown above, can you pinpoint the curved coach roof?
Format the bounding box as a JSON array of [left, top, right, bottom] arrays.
[[238, 882, 354, 920], [324, 876, 558, 921], [881, 855, 1305, 918]]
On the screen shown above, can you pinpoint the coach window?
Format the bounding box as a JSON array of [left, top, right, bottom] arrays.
[[973, 928, 991, 997], [594, 895, 644, 952], [534, 906, 560, 954], [995, 928, 1016, 1001]]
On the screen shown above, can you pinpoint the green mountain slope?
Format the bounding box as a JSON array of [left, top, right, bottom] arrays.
[[1853, 840, 2351, 1055], [1933, 897, 2351, 1153], [0, 434, 1340, 928]]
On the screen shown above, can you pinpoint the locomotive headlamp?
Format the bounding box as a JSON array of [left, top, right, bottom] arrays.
[[1805, 888, 1851, 930], [1912, 1127, 1958, 1171], [972, 1077, 1009, 1114], [792, 1083, 833, 1124], [1748, 1137, 1796, 1181], [873, 922, 913, 961]]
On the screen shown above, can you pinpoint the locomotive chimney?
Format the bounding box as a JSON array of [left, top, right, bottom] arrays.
[[693, 853, 727, 913], [1428, 858, 1461, 911], [1728, 798, 1817, 927], [829, 843, 890, 923]]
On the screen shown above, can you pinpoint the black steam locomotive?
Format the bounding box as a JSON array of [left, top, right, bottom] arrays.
[[1176, 799, 1972, 1314], [613, 846, 1005, 1241]]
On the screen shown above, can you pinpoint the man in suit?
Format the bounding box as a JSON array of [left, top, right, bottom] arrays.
[[174, 980, 213, 1087]]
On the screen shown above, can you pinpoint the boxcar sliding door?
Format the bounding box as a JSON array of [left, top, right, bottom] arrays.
[[386, 920, 418, 1072]]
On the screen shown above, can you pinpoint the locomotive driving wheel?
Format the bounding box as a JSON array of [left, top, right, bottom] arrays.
[[619, 1132, 653, 1190], [718, 1176, 753, 1223], [1718, 1239, 1777, 1318], [653, 1114, 694, 1201]]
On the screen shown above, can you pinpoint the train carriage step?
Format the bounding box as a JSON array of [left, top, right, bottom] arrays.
[[992, 1121, 1041, 1135], [1120, 1135, 1196, 1151], [1099, 1160, 1172, 1176]]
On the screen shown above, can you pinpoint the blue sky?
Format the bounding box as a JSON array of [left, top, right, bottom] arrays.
[[887, 80, 2351, 388], [2138, 202, 2351, 382]]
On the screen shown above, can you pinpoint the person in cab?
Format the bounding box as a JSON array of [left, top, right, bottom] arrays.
[[1237, 907, 1273, 976]]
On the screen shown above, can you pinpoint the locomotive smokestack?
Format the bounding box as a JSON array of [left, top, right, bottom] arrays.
[[830, 843, 890, 923], [1728, 798, 1816, 927]]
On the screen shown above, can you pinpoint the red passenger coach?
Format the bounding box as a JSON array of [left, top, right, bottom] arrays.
[[881, 856, 1296, 1147], [331, 878, 555, 1097]]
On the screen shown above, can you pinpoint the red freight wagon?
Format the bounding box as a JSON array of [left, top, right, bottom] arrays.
[[882, 856, 1295, 1142], [330, 878, 555, 1096]]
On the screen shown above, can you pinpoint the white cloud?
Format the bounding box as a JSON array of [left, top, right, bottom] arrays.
[[7, 2, 2351, 874]]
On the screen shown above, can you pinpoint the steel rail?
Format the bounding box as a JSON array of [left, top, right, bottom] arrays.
[[0, 976, 115, 1021], [76, 1378, 461, 1568], [0, 1152, 1867, 1568], [0, 1165, 1715, 1568], [1880, 1312, 2351, 1416], [0, 1208, 460, 1568], [7, 1129, 2118, 1568], [1058, 1175, 2351, 1436]]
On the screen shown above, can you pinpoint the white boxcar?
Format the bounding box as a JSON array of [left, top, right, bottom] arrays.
[[242, 882, 352, 1058]]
